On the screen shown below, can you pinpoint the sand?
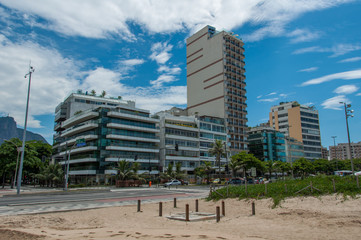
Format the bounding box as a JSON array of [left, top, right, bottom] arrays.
[[0, 195, 360, 240]]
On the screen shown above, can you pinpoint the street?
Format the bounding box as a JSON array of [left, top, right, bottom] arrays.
[[0, 186, 209, 216]]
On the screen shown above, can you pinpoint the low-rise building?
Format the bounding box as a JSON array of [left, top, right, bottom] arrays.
[[53, 91, 160, 184], [248, 126, 304, 163]]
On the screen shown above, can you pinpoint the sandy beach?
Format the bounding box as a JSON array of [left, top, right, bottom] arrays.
[[0, 195, 360, 240]]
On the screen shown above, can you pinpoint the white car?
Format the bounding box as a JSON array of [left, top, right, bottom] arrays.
[[164, 180, 182, 187]]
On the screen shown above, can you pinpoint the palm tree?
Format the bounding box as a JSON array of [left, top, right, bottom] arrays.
[[228, 157, 240, 177], [117, 160, 133, 180], [200, 161, 213, 184], [90, 89, 96, 96], [209, 139, 224, 179], [100, 90, 106, 97]]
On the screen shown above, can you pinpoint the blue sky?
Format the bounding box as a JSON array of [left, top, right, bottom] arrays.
[[0, 0, 360, 149]]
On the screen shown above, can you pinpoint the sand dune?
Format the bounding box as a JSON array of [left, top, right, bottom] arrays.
[[0, 195, 360, 240]]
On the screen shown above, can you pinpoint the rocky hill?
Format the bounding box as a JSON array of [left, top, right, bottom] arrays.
[[0, 116, 48, 144]]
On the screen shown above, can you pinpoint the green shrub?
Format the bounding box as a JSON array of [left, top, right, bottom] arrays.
[[207, 175, 361, 208]]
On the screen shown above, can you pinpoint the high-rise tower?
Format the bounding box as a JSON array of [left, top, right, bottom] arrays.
[[186, 26, 247, 152], [269, 101, 322, 160]]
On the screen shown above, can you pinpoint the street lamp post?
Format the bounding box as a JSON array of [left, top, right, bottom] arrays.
[[17, 65, 35, 195], [331, 136, 337, 170], [4, 140, 21, 189], [65, 142, 77, 191], [285, 125, 294, 179], [339, 102, 354, 174]]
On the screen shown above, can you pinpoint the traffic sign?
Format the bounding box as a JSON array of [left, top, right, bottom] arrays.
[[76, 138, 86, 147]]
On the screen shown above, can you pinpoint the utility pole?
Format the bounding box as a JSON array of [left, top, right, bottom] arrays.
[[339, 102, 354, 174], [17, 65, 35, 195]]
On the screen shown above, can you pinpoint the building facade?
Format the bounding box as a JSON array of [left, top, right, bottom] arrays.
[[156, 109, 227, 174], [329, 142, 361, 160], [269, 101, 322, 160], [53, 91, 160, 184], [186, 25, 247, 153], [248, 126, 304, 163]]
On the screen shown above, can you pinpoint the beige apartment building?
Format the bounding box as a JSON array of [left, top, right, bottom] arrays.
[[329, 142, 361, 160], [269, 101, 322, 160], [186, 25, 247, 152]]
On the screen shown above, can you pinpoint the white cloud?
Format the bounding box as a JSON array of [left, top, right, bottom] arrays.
[[0, 37, 80, 128], [150, 42, 173, 65], [157, 65, 181, 75], [258, 98, 279, 103], [321, 95, 348, 110], [356, 93, 361, 96], [339, 57, 361, 63], [293, 43, 361, 57], [298, 67, 318, 72], [287, 28, 321, 43], [0, 37, 186, 129], [334, 85, 359, 95], [267, 92, 277, 96], [301, 69, 361, 86], [0, 0, 353, 41], [121, 59, 145, 67]]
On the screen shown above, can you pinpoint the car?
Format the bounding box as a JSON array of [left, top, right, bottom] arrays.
[[179, 179, 189, 185], [213, 178, 221, 184], [164, 179, 182, 187], [227, 178, 244, 185]]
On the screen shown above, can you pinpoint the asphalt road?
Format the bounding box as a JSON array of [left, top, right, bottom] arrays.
[[0, 186, 210, 216]]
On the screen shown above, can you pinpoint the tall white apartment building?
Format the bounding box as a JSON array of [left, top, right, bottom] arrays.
[[269, 101, 322, 160], [186, 26, 247, 153]]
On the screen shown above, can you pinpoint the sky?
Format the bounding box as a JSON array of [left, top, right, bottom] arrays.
[[0, 0, 360, 149]]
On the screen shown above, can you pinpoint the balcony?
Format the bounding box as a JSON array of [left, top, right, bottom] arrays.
[[107, 123, 159, 133], [107, 111, 159, 123], [62, 111, 99, 128], [61, 121, 98, 138], [106, 134, 160, 143], [106, 145, 159, 153]]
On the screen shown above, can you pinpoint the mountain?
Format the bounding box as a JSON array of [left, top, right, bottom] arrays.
[[0, 116, 48, 145]]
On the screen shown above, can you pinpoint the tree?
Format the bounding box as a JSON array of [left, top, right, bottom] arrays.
[[228, 157, 240, 177], [100, 90, 106, 97], [90, 89, 96, 96], [198, 161, 213, 184], [0, 139, 48, 187], [117, 160, 134, 180], [231, 151, 264, 179], [274, 161, 292, 179], [264, 160, 276, 178], [208, 139, 224, 179], [293, 158, 314, 179], [313, 159, 331, 174]]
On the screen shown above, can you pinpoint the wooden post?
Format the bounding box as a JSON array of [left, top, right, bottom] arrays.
[[310, 181, 313, 193], [265, 183, 268, 195], [216, 206, 220, 222], [357, 176, 360, 189], [174, 198, 177, 208], [284, 184, 287, 193], [159, 202, 162, 216], [332, 179, 336, 192], [245, 180, 248, 195], [221, 200, 225, 216], [252, 202, 255, 215], [185, 204, 189, 221], [195, 199, 199, 212], [137, 199, 141, 212]]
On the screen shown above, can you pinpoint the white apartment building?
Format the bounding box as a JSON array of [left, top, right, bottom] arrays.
[[156, 108, 227, 174], [53, 91, 160, 184]]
